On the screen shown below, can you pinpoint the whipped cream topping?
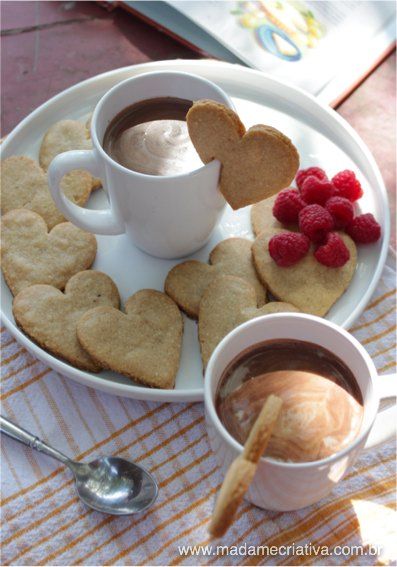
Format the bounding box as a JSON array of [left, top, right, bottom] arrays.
[[219, 370, 364, 463], [109, 119, 203, 176]]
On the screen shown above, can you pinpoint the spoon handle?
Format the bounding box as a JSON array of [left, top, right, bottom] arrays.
[[0, 415, 71, 466]]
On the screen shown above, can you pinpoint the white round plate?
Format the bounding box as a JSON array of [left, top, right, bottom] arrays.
[[1, 60, 390, 402]]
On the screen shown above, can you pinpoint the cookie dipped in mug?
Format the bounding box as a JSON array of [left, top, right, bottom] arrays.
[[204, 313, 396, 511]]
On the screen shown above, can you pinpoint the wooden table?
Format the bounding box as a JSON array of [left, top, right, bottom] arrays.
[[1, 1, 395, 242]]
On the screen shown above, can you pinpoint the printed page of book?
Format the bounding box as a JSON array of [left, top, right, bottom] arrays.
[[166, 0, 396, 96]]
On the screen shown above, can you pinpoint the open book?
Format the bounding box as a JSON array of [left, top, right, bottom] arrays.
[[119, 0, 396, 106]]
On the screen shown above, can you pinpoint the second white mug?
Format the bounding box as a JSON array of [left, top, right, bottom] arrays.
[[204, 313, 397, 511], [48, 71, 233, 259]]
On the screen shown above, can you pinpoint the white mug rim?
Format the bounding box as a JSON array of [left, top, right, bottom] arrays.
[[90, 70, 232, 180], [204, 312, 379, 470]]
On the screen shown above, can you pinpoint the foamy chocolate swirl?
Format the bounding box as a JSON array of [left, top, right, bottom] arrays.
[[109, 119, 202, 176], [220, 370, 363, 463]]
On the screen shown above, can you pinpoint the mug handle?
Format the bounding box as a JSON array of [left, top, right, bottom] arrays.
[[364, 373, 397, 450], [48, 150, 125, 235]]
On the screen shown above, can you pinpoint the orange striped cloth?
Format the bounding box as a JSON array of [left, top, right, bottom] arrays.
[[1, 253, 395, 566]]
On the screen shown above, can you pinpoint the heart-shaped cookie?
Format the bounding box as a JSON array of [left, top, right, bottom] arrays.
[[1, 209, 97, 296], [39, 119, 101, 189], [13, 271, 120, 372], [209, 455, 257, 538], [252, 230, 357, 316], [251, 193, 298, 237], [187, 100, 299, 210], [165, 238, 267, 318], [0, 156, 93, 229], [199, 275, 299, 367], [210, 395, 282, 537], [77, 290, 183, 389]]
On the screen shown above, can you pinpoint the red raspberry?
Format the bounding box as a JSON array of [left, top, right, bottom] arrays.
[[272, 188, 306, 224], [300, 176, 335, 205], [346, 213, 381, 244], [332, 170, 363, 202], [325, 196, 354, 229], [269, 232, 310, 267], [314, 232, 350, 267], [296, 167, 327, 190], [299, 204, 334, 243]]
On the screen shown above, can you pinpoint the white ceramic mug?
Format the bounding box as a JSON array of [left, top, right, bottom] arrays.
[[48, 71, 232, 259], [204, 313, 396, 511]]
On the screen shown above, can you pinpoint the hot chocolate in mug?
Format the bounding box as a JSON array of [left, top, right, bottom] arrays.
[[204, 313, 397, 511], [48, 71, 232, 259]]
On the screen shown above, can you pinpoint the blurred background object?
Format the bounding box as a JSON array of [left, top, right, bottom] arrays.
[[119, 1, 396, 103], [1, 0, 395, 244]]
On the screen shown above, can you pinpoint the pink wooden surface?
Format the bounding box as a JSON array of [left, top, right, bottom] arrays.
[[0, 1, 199, 135], [1, 0, 106, 30], [337, 51, 396, 247], [1, 1, 395, 240]]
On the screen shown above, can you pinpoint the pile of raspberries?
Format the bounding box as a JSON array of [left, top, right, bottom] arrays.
[[269, 167, 381, 268]]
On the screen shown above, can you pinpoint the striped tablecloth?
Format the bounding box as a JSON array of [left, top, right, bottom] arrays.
[[1, 252, 396, 566]]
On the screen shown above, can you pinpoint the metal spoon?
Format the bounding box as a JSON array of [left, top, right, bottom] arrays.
[[0, 415, 158, 515]]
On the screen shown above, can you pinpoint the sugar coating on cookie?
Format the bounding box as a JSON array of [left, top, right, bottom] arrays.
[[0, 156, 92, 229], [209, 456, 257, 537], [251, 193, 298, 237], [77, 290, 183, 389], [165, 237, 267, 319], [39, 119, 101, 189], [187, 100, 299, 210], [252, 229, 357, 317], [0, 209, 97, 296], [39, 120, 92, 170], [13, 271, 120, 372], [199, 275, 299, 368]]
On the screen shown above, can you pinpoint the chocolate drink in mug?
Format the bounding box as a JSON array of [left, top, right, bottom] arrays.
[[102, 97, 202, 176], [216, 339, 364, 463]]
